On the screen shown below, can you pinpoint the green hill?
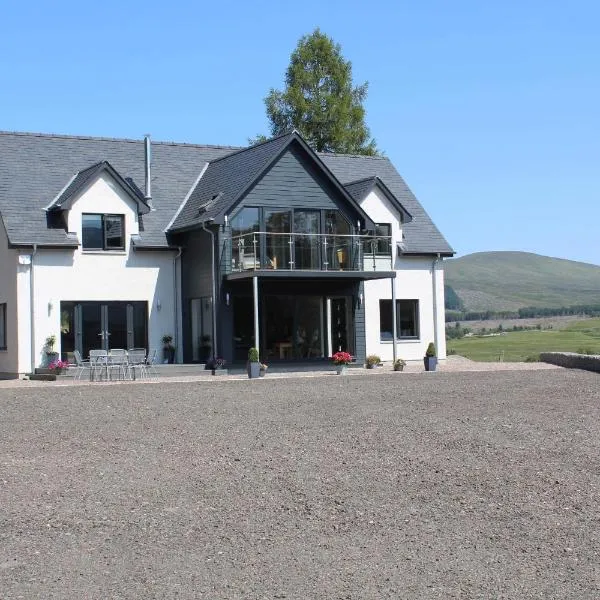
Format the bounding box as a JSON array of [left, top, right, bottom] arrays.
[[444, 252, 600, 312]]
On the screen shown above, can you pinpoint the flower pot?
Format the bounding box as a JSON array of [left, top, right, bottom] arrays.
[[163, 346, 176, 364], [366, 363, 375, 369], [336, 365, 348, 375], [247, 362, 261, 379], [393, 365, 404, 372], [45, 351, 59, 367], [424, 356, 437, 372]]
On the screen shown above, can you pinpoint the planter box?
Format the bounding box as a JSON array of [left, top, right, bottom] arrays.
[[247, 362, 261, 378], [424, 356, 437, 372]]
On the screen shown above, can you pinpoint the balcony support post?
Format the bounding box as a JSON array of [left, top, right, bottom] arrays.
[[391, 277, 397, 364], [253, 275, 260, 353]]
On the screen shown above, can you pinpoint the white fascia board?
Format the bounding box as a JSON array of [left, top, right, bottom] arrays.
[[164, 162, 209, 232]]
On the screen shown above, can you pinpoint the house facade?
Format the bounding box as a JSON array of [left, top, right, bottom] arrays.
[[0, 130, 453, 378]]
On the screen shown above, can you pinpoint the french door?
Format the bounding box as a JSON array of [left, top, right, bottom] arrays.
[[60, 301, 147, 359]]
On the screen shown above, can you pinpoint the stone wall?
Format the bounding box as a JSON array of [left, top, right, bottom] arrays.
[[540, 352, 600, 373]]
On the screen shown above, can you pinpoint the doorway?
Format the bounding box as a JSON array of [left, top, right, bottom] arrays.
[[60, 301, 148, 359]]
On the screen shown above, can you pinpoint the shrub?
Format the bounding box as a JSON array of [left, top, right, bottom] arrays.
[[365, 354, 381, 367], [393, 358, 406, 371], [524, 354, 540, 362], [425, 343, 436, 357], [447, 348, 457, 355], [248, 347, 260, 362]]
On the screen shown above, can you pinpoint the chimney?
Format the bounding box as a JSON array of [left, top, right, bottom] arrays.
[[144, 134, 153, 208]]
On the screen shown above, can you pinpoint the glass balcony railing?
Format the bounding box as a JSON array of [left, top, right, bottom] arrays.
[[230, 232, 393, 273]]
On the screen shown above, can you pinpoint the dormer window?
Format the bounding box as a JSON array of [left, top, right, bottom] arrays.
[[82, 214, 125, 251]]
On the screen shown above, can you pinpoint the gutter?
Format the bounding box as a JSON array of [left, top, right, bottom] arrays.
[[30, 243, 38, 373], [200, 220, 217, 364], [172, 246, 183, 362]]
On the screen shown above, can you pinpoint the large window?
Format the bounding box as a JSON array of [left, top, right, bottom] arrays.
[[0, 303, 6, 350], [82, 214, 125, 250], [379, 299, 419, 340]]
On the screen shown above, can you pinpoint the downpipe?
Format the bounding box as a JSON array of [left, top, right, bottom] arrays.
[[200, 221, 217, 363], [172, 246, 182, 362], [30, 243, 38, 373], [431, 253, 440, 355]]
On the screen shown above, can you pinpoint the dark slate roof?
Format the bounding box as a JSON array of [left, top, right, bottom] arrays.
[[0, 131, 235, 247], [320, 154, 453, 255], [0, 130, 453, 255], [344, 176, 413, 223], [46, 161, 151, 214], [169, 130, 375, 231], [170, 132, 295, 231]]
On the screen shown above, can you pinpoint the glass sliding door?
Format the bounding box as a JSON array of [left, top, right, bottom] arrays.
[[262, 295, 325, 360], [264, 208, 290, 269], [191, 297, 213, 362], [294, 210, 320, 270]]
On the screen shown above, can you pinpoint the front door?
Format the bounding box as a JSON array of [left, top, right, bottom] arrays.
[[60, 301, 148, 360], [328, 297, 354, 355]]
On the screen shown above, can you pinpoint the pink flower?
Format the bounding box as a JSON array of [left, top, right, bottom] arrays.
[[331, 351, 353, 365]]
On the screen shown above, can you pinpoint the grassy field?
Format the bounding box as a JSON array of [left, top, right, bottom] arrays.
[[444, 251, 600, 311], [448, 318, 600, 361]]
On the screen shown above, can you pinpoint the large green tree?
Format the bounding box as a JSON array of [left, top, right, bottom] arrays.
[[255, 28, 379, 155]]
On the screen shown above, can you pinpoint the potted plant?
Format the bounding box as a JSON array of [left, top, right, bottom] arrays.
[[48, 359, 69, 375], [259, 362, 268, 377], [44, 334, 58, 366], [208, 357, 226, 375], [331, 350, 352, 375], [393, 358, 406, 372], [424, 342, 437, 372], [365, 354, 381, 369], [161, 334, 175, 364], [199, 334, 212, 363], [247, 347, 261, 379]]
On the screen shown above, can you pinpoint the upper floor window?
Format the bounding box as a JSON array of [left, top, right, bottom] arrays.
[[0, 303, 6, 350], [82, 214, 125, 251], [375, 223, 392, 254]]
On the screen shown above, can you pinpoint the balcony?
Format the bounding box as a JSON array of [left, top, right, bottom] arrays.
[[229, 231, 393, 274]]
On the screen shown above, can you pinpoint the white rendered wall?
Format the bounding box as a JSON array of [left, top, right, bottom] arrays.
[[360, 187, 446, 362], [0, 221, 19, 377], [27, 173, 179, 368]]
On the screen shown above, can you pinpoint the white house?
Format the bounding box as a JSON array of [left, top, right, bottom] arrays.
[[0, 130, 453, 378]]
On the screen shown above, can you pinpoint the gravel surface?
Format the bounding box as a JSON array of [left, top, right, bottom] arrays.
[[1, 369, 599, 599]]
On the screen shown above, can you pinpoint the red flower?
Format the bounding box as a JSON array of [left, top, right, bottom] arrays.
[[331, 351, 352, 365]]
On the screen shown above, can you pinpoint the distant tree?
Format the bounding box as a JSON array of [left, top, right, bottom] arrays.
[[253, 28, 378, 155], [445, 285, 464, 311]]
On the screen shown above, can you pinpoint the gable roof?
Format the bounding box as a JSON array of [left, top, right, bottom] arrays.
[[169, 131, 374, 231], [344, 176, 413, 223], [0, 131, 234, 248], [319, 153, 454, 256], [46, 160, 151, 214], [0, 130, 453, 255]]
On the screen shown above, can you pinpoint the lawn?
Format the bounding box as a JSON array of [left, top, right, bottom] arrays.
[[448, 318, 600, 361]]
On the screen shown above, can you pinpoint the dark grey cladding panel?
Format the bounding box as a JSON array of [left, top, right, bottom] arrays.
[[238, 146, 341, 212]]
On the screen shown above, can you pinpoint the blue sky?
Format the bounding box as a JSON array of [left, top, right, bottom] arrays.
[[2, 0, 599, 264]]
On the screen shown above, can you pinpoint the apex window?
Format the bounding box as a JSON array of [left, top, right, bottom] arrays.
[[379, 299, 419, 340], [82, 214, 125, 251]]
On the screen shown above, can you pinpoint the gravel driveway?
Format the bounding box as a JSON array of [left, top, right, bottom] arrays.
[[1, 369, 599, 599]]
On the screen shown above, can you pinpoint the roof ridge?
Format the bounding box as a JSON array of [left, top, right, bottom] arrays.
[[0, 129, 242, 151], [206, 130, 295, 165], [318, 151, 388, 160]]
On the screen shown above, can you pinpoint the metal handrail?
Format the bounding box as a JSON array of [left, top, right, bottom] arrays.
[[229, 231, 393, 272]]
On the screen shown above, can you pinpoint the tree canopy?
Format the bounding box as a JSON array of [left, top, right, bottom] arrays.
[[254, 29, 379, 155]]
